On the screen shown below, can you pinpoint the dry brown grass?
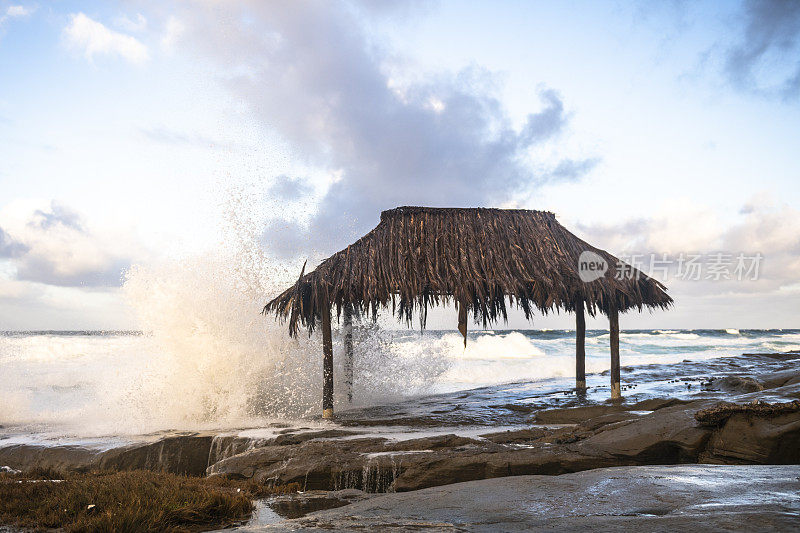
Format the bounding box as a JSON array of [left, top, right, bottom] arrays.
[[0, 469, 299, 532]]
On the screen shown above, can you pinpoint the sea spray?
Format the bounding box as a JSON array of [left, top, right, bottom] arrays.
[[3, 181, 799, 435], [4, 190, 800, 438], [3, 327, 800, 438], [120, 254, 453, 429], [121, 254, 322, 425], [113, 180, 453, 429], [0, 179, 454, 435]]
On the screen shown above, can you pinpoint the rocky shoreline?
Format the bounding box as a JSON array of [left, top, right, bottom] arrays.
[[2, 351, 799, 530], [3, 356, 799, 494], [238, 464, 800, 531]]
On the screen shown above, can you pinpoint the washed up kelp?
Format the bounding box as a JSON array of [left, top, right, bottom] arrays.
[[264, 206, 672, 337], [695, 400, 800, 427]]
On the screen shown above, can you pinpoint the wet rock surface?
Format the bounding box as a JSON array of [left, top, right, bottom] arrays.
[[0, 434, 218, 476], [238, 465, 800, 532], [205, 361, 800, 493], [0, 444, 98, 473], [2, 352, 800, 497]]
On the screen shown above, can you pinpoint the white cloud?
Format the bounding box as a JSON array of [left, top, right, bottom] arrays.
[[7, 5, 32, 17], [0, 201, 145, 288], [115, 13, 147, 33], [160, 16, 184, 52], [169, 1, 595, 258], [573, 195, 800, 296], [0, 4, 34, 27], [0, 201, 148, 329], [63, 13, 149, 65]]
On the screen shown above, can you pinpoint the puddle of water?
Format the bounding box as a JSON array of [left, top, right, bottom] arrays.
[[364, 450, 434, 459], [244, 494, 352, 526]]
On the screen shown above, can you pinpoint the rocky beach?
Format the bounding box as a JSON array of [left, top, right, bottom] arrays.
[[4, 1, 800, 529], [2, 344, 799, 530]]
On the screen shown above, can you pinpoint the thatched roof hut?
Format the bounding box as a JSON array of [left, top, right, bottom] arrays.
[[263, 206, 672, 417]]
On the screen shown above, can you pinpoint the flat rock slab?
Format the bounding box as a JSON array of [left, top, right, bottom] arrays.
[[241, 465, 800, 532], [3, 364, 800, 496]]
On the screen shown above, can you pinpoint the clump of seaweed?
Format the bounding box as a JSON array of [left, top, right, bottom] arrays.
[[695, 400, 800, 427], [0, 469, 300, 532]]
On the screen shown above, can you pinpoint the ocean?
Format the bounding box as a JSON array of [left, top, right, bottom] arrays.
[[2, 328, 799, 447]]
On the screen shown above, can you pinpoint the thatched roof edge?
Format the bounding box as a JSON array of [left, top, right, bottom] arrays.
[[263, 206, 672, 336]]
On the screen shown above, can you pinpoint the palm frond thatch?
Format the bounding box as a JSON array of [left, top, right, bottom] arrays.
[[263, 206, 672, 337]]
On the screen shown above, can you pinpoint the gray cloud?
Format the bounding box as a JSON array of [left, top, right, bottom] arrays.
[[261, 218, 306, 259], [725, 0, 800, 99], [7, 202, 134, 288], [29, 202, 84, 232], [0, 227, 28, 258], [173, 1, 594, 257], [543, 157, 602, 183], [268, 175, 313, 202], [15, 256, 130, 288]]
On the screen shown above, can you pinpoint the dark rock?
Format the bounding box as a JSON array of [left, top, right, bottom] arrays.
[[700, 409, 800, 464], [742, 351, 800, 359], [760, 370, 800, 389], [208, 436, 267, 466], [533, 397, 688, 425], [479, 428, 550, 444], [98, 435, 214, 476], [578, 412, 637, 431], [490, 403, 536, 413], [208, 437, 392, 490], [269, 429, 358, 446], [389, 446, 603, 492], [329, 488, 366, 500], [713, 376, 765, 393], [695, 400, 800, 427], [534, 405, 625, 424], [0, 444, 98, 473], [386, 434, 483, 451], [256, 465, 800, 532], [629, 398, 689, 411], [0, 434, 220, 477], [574, 401, 713, 463]]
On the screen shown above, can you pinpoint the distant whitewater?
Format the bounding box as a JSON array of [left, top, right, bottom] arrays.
[[2, 327, 799, 442], [2, 198, 798, 443]]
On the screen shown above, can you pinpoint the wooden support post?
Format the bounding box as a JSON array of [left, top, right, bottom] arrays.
[[576, 299, 586, 390], [609, 303, 621, 399], [343, 304, 354, 404], [321, 303, 334, 419], [457, 300, 468, 347]]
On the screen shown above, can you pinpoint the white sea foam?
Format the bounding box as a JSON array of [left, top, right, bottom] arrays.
[[2, 188, 797, 442], [3, 325, 799, 438], [0, 193, 452, 435], [1, 195, 797, 437]]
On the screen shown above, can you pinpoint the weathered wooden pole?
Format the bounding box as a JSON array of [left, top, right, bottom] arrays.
[[457, 299, 468, 347], [575, 298, 586, 390], [609, 301, 621, 399], [321, 302, 334, 419], [343, 304, 354, 404]]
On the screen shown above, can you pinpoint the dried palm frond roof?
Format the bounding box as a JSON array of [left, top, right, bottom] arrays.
[[263, 206, 672, 337]]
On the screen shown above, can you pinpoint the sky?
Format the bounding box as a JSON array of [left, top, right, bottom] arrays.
[[0, 0, 798, 330]]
